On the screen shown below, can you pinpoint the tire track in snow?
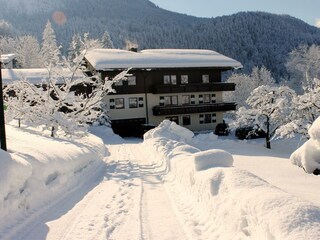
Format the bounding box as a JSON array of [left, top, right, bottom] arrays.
[[130, 144, 190, 240]]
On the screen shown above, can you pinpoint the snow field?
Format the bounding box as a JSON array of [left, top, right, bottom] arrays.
[[0, 125, 107, 236], [143, 120, 320, 239]]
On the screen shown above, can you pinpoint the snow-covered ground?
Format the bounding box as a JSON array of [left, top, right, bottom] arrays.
[[0, 121, 319, 239]]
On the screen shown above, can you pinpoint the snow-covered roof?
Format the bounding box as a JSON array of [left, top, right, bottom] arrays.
[[0, 54, 15, 64], [1, 68, 85, 84], [85, 49, 243, 70]]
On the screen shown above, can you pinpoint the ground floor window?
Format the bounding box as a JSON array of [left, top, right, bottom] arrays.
[[166, 116, 179, 124], [199, 113, 216, 124], [129, 97, 138, 108], [182, 115, 191, 125], [115, 98, 125, 109]]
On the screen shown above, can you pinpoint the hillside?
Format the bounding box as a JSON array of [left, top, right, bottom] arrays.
[[1, 0, 320, 77]]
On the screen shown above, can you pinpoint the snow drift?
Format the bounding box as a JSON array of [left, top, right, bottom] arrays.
[[0, 125, 107, 232], [291, 116, 320, 174], [143, 121, 320, 239]]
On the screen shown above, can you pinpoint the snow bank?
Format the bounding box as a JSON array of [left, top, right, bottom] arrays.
[[143, 120, 320, 239], [194, 149, 233, 171], [290, 117, 320, 174], [144, 120, 194, 142], [0, 125, 107, 231]]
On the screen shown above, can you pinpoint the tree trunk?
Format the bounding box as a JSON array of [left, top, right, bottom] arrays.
[[266, 133, 271, 149], [51, 126, 55, 137], [265, 117, 271, 149]]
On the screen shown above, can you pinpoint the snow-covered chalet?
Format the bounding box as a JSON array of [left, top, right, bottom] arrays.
[[84, 48, 242, 136]]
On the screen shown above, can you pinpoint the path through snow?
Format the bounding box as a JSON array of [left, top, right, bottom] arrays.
[[7, 142, 190, 240]]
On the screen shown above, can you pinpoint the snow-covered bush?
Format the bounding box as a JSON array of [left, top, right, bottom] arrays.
[[232, 85, 295, 148], [290, 116, 320, 174], [277, 77, 320, 139], [224, 66, 276, 109]]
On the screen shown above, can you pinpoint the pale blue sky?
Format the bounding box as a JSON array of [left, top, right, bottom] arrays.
[[150, 0, 320, 27]]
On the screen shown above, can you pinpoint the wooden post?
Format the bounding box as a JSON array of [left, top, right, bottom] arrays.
[[0, 61, 7, 151]]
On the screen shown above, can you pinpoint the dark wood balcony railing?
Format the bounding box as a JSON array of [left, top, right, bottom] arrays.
[[152, 102, 236, 116], [152, 83, 235, 94]]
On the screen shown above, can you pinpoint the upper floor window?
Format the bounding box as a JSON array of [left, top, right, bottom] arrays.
[[182, 95, 190, 105], [181, 75, 188, 84], [114, 80, 123, 86], [202, 74, 209, 83], [128, 76, 136, 85], [164, 75, 177, 85], [203, 94, 211, 103], [163, 95, 178, 105]]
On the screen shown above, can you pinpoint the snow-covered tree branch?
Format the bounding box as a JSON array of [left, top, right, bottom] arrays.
[[4, 52, 130, 138], [231, 85, 295, 149]]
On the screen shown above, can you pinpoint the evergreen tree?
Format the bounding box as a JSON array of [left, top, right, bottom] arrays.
[[41, 20, 60, 66], [101, 31, 114, 49]]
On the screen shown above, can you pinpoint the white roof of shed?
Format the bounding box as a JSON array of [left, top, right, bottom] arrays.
[[1, 68, 84, 84], [85, 48, 243, 70]]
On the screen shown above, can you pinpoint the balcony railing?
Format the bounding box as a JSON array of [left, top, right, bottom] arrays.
[[152, 102, 236, 116], [152, 83, 235, 94]]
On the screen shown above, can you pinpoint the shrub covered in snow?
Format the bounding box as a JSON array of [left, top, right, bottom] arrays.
[[291, 117, 320, 174]]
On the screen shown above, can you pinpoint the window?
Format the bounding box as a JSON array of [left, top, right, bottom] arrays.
[[182, 95, 190, 105], [114, 80, 123, 86], [138, 97, 144, 107], [164, 96, 178, 105], [199, 94, 203, 104], [159, 96, 165, 106], [164, 75, 171, 84], [211, 94, 216, 103], [109, 99, 115, 109], [183, 115, 191, 125], [129, 97, 138, 108], [166, 116, 179, 124], [200, 113, 216, 124], [203, 94, 211, 103], [204, 114, 211, 123], [181, 75, 188, 84], [191, 95, 195, 104], [115, 98, 124, 109], [164, 96, 171, 105], [128, 76, 136, 85], [171, 96, 178, 105], [202, 74, 209, 83], [171, 75, 177, 85], [163, 75, 177, 85]]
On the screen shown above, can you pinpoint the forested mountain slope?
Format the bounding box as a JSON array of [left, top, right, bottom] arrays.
[[1, 0, 320, 77]]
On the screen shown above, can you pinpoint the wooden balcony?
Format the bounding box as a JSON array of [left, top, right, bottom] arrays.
[[152, 83, 235, 94], [152, 102, 236, 116]]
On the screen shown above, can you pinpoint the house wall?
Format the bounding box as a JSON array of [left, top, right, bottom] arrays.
[[147, 92, 223, 131], [98, 67, 233, 134]]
